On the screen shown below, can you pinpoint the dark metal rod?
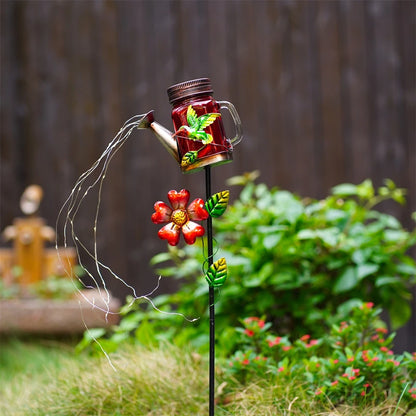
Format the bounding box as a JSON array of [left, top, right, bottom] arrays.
[[205, 166, 215, 416]]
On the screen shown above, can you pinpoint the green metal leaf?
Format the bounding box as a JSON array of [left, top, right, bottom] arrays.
[[198, 113, 220, 130], [205, 190, 229, 218], [205, 257, 227, 287], [181, 151, 198, 168], [201, 132, 213, 144], [192, 131, 209, 143], [186, 105, 198, 128]]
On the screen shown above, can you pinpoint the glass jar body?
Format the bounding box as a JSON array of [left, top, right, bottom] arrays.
[[171, 94, 233, 173]]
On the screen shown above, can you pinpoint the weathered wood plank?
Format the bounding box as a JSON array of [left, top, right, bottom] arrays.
[[339, 0, 372, 183], [0, 1, 21, 227], [316, 1, 345, 192]]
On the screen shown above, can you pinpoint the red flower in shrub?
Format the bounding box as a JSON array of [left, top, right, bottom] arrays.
[[244, 317, 265, 329], [244, 329, 255, 337], [268, 337, 282, 347], [245, 317, 258, 322], [306, 339, 319, 348], [152, 189, 209, 246]]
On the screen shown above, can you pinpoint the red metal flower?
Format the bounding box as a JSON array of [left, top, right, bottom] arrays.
[[151, 189, 209, 246]]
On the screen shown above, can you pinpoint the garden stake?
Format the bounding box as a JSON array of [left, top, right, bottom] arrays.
[[205, 165, 215, 416], [145, 78, 242, 414]]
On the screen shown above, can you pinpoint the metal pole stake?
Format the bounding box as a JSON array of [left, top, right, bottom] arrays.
[[205, 166, 215, 416]]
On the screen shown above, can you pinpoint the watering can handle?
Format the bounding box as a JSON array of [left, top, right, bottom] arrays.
[[218, 101, 243, 146]]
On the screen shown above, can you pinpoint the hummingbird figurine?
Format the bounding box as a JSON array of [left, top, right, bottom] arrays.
[[174, 105, 221, 144]]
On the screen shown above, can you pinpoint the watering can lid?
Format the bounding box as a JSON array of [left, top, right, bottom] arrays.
[[167, 78, 213, 105]]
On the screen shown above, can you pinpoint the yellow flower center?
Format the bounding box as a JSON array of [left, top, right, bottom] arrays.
[[171, 209, 188, 227]]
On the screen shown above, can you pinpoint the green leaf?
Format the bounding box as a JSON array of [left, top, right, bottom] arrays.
[[336, 298, 364, 316], [389, 298, 411, 329], [379, 214, 401, 229], [85, 327, 106, 340], [257, 262, 274, 284], [356, 179, 374, 199], [198, 113, 220, 130], [134, 320, 158, 347], [263, 233, 282, 249], [181, 151, 198, 168], [150, 252, 174, 266], [243, 276, 263, 288], [75, 327, 106, 353], [257, 225, 287, 234], [297, 229, 316, 240], [201, 133, 213, 144], [384, 229, 409, 242], [396, 263, 416, 275], [392, 189, 406, 205], [384, 178, 396, 190], [316, 228, 339, 247], [357, 263, 379, 280], [226, 170, 260, 186], [331, 183, 358, 196], [327, 258, 347, 270], [333, 267, 358, 293], [297, 228, 339, 247], [193, 282, 209, 297], [272, 191, 304, 223], [375, 276, 402, 287], [186, 105, 198, 127], [205, 258, 227, 287], [325, 209, 347, 222], [205, 190, 230, 218], [270, 271, 294, 287], [239, 182, 255, 203], [352, 249, 372, 265]]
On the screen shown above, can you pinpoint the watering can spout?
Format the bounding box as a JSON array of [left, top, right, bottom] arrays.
[[138, 111, 180, 162]]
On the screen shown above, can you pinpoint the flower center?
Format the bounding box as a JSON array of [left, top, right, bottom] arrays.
[[171, 209, 188, 226]]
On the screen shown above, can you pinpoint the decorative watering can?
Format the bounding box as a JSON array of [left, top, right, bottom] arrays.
[[138, 78, 243, 173]]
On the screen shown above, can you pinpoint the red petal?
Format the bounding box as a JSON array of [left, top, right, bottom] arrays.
[[158, 223, 181, 246], [168, 189, 190, 210], [151, 201, 172, 224], [182, 221, 205, 245], [187, 198, 209, 221]]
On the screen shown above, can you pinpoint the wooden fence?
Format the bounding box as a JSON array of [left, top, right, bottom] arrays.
[[1, 0, 415, 350]]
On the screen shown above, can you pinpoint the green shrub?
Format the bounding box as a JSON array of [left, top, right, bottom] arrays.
[[80, 176, 415, 354], [224, 302, 416, 409], [151, 177, 415, 335]]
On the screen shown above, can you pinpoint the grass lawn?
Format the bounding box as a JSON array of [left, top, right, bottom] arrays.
[[0, 339, 414, 416]]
